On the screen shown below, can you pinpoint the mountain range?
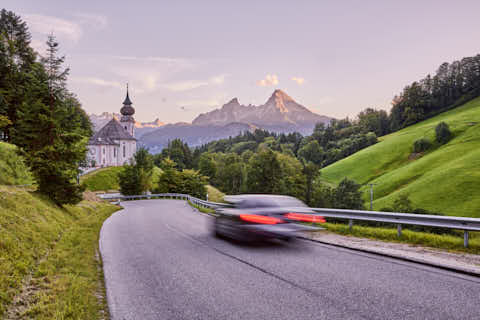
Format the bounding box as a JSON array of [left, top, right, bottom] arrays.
[[89, 112, 165, 137], [89, 90, 333, 152], [192, 89, 331, 131]]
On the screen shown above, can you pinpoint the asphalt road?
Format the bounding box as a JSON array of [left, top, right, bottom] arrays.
[[100, 200, 480, 320]]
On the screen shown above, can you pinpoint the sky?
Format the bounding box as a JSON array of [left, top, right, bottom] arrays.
[[4, 0, 480, 123]]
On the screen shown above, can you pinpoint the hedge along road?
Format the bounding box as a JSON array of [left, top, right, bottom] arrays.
[[100, 200, 480, 320]]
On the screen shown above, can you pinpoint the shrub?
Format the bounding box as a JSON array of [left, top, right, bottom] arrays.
[[118, 148, 154, 195], [154, 158, 208, 198], [412, 138, 431, 153], [435, 122, 452, 144]]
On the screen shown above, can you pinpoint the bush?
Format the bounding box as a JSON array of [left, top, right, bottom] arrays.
[[154, 158, 208, 198], [118, 148, 154, 195], [435, 122, 452, 144], [412, 138, 431, 153]]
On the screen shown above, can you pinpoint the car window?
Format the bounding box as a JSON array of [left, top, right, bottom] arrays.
[[236, 197, 307, 208]]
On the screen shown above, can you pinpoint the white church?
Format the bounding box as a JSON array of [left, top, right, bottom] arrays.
[[87, 88, 137, 167]]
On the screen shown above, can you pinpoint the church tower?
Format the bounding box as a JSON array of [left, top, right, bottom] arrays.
[[120, 84, 135, 137]]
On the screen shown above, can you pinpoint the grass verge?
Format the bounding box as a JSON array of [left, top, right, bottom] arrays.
[[187, 200, 215, 214], [0, 142, 34, 186], [206, 185, 225, 203], [0, 185, 119, 319], [321, 222, 480, 254], [81, 166, 163, 192]]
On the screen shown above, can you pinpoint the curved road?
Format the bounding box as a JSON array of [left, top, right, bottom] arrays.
[[100, 200, 480, 320]]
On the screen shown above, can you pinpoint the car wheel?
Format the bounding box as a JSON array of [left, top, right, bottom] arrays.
[[213, 217, 224, 238]]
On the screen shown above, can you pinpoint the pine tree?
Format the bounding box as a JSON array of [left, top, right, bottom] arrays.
[[0, 9, 36, 141], [15, 35, 90, 205]]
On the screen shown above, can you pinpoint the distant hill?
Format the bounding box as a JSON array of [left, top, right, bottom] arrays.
[[140, 90, 332, 152], [320, 97, 480, 218], [140, 122, 257, 153]]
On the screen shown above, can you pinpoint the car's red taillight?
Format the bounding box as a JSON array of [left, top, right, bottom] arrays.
[[284, 212, 326, 223], [239, 214, 283, 224]]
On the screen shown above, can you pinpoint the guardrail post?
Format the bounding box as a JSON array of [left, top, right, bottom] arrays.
[[464, 231, 469, 248], [348, 219, 353, 231], [397, 224, 402, 237]]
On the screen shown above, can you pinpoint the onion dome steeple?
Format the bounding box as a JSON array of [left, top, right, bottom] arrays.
[[120, 84, 135, 116]]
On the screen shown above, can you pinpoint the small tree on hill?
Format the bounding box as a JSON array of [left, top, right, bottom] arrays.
[[154, 158, 207, 198], [302, 161, 321, 205], [392, 194, 413, 213], [246, 149, 282, 194], [435, 122, 452, 144], [118, 147, 154, 195], [332, 177, 364, 210], [155, 158, 181, 194], [412, 138, 431, 153]]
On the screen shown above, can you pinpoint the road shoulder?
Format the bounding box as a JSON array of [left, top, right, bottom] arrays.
[[304, 231, 480, 276]]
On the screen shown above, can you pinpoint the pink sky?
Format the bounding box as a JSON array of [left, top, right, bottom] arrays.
[[5, 0, 480, 123]]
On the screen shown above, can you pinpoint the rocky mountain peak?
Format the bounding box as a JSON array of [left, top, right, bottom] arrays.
[[266, 89, 294, 105], [227, 97, 240, 105], [264, 89, 295, 113]]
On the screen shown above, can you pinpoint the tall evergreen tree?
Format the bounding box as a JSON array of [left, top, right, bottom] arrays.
[[0, 9, 36, 141], [14, 35, 91, 205]]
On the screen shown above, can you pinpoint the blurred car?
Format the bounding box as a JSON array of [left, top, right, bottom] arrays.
[[212, 194, 325, 242]]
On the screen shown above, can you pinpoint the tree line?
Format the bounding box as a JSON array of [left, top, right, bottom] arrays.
[[0, 10, 92, 205]]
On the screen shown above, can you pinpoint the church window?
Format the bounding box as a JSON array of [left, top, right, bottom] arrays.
[[114, 148, 116, 157], [103, 148, 105, 155], [125, 126, 127, 130], [123, 145, 126, 157]]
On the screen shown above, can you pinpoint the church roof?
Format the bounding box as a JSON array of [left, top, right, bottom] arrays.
[[88, 118, 136, 145], [123, 91, 132, 105]]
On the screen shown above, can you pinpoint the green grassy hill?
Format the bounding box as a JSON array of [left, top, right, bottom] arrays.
[[80, 167, 125, 192], [81, 166, 163, 192], [321, 97, 480, 217], [0, 142, 34, 185]]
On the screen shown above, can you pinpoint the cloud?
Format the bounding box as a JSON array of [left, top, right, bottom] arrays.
[[23, 12, 108, 45], [163, 74, 227, 92], [257, 74, 279, 87], [112, 56, 198, 68], [178, 93, 229, 108], [24, 13, 83, 42], [291, 77, 305, 85], [72, 77, 122, 88], [210, 74, 227, 85], [164, 80, 209, 92], [72, 13, 108, 29], [106, 56, 202, 93]]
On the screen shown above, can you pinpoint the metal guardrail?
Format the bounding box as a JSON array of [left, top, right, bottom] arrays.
[[308, 207, 480, 248], [97, 193, 480, 248], [98, 193, 229, 209]]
